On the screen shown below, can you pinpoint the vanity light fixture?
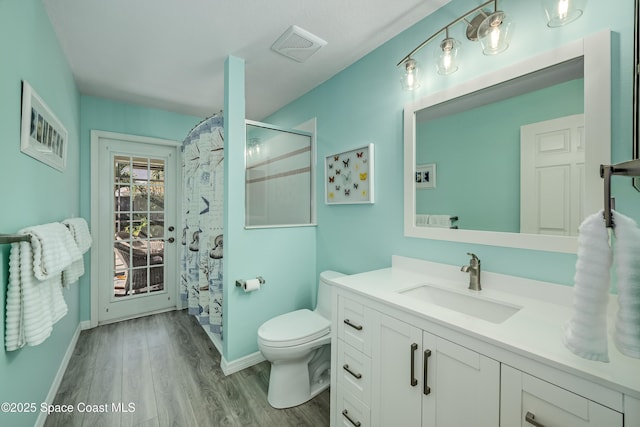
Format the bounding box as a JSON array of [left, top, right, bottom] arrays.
[[542, 0, 585, 27], [397, 0, 512, 90]]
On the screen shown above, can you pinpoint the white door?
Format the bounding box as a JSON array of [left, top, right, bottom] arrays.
[[94, 133, 178, 323], [520, 114, 585, 235]]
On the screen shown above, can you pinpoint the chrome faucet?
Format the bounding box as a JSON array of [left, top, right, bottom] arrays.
[[461, 252, 481, 291]]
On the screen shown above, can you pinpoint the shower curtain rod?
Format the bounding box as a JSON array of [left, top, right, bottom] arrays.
[[186, 110, 224, 136]]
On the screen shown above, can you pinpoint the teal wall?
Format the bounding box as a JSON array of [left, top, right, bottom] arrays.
[[79, 96, 202, 320], [224, 57, 317, 361], [266, 0, 637, 285], [0, 0, 81, 426], [416, 79, 584, 232]]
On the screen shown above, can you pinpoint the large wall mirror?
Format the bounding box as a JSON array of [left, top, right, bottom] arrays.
[[404, 30, 611, 253]]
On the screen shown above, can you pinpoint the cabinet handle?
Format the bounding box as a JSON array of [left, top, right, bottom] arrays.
[[342, 409, 362, 427], [525, 411, 545, 427], [343, 364, 362, 379], [423, 349, 432, 395], [410, 343, 418, 386], [343, 318, 363, 331]]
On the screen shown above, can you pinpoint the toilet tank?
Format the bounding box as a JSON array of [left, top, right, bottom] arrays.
[[315, 270, 345, 319]]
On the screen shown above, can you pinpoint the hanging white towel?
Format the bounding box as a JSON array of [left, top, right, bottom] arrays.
[[24, 222, 82, 281], [62, 218, 92, 286], [612, 210, 640, 358], [62, 217, 92, 254], [5, 240, 68, 351], [563, 209, 612, 362]]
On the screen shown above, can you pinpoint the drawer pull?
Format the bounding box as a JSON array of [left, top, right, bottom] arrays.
[[525, 411, 545, 427], [343, 318, 363, 331], [343, 364, 362, 379], [423, 349, 432, 395], [342, 409, 362, 427], [410, 343, 418, 386]]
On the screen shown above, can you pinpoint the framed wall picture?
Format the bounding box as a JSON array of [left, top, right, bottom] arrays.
[[416, 163, 436, 189], [20, 81, 68, 172], [325, 143, 374, 204]]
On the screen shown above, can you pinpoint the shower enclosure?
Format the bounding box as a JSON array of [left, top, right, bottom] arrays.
[[179, 116, 315, 342]]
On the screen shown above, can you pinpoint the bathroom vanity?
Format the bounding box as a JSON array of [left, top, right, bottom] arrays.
[[328, 256, 640, 427]]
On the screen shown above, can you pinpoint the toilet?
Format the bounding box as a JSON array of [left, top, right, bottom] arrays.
[[257, 270, 345, 409]]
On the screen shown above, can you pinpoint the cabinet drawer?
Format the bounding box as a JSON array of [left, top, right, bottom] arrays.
[[338, 296, 371, 354], [501, 365, 623, 427], [337, 340, 372, 405], [336, 388, 370, 427]]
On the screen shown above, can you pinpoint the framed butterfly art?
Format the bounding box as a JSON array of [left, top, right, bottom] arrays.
[[325, 143, 374, 204]]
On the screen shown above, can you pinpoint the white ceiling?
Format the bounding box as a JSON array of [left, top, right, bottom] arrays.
[[43, 0, 449, 120]]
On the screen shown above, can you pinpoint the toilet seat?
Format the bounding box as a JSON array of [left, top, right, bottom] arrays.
[[258, 309, 330, 348]]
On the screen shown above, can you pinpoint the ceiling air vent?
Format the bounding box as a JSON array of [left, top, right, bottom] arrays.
[[271, 25, 327, 63]]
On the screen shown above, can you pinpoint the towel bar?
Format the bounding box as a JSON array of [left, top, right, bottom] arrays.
[[0, 234, 30, 245], [600, 159, 640, 227]]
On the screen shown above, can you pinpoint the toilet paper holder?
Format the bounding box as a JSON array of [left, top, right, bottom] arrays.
[[235, 276, 266, 288]]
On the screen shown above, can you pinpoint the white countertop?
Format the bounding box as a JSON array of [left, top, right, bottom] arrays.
[[327, 255, 640, 401]]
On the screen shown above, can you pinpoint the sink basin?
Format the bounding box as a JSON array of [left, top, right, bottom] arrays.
[[398, 283, 521, 324]]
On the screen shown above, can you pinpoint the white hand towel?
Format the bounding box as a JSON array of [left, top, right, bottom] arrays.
[[61, 218, 92, 286], [24, 222, 82, 281], [62, 217, 92, 254], [612, 210, 640, 358], [563, 209, 612, 362]]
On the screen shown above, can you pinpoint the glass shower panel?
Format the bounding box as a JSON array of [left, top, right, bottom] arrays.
[[245, 121, 314, 227]]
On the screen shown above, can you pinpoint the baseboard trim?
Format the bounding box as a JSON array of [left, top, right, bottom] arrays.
[[220, 351, 265, 376], [80, 320, 91, 330], [198, 324, 265, 376], [35, 323, 81, 427]]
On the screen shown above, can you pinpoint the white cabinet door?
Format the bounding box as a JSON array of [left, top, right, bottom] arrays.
[[422, 332, 500, 427], [501, 365, 623, 427], [371, 313, 423, 427]]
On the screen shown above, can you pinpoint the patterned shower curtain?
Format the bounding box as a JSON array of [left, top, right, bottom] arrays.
[[180, 114, 224, 337]]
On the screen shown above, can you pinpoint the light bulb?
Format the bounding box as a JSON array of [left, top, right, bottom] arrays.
[[401, 59, 420, 90], [478, 11, 512, 55], [542, 0, 583, 27], [557, 0, 569, 20], [436, 38, 460, 75]]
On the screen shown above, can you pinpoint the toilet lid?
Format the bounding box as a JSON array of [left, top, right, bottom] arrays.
[[258, 309, 330, 348]]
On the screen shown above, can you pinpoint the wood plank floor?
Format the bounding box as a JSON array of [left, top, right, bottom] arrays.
[[45, 310, 330, 427]]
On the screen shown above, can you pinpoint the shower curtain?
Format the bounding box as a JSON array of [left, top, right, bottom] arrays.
[[180, 114, 224, 337]]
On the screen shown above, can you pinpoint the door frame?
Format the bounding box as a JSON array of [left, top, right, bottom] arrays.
[[90, 130, 183, 328]]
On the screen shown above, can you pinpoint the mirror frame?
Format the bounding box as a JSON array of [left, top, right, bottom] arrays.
[[403, 30, 611, 254]]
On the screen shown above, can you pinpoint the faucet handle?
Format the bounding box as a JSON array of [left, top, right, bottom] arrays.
[[467, 252, 480, 263]]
